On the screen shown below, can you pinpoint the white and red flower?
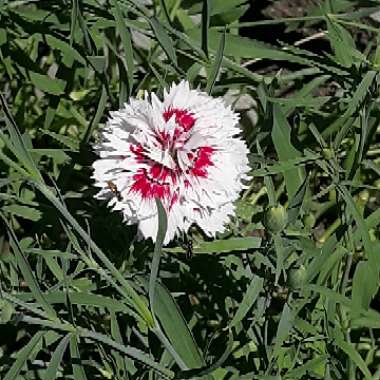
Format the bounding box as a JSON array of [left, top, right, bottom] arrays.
[[92, 81, 250, 244]]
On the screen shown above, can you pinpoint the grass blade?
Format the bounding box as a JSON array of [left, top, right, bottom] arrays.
[[206, 28, 225, 95], [153, 282, 205, 369], [201, 0, 211, 57], [44, 334, 71, 380], [70, 335, 88, 380], [78, 328, 174, 379], [112, 0, 134, 96], [272, 105, 305, 199], [149, 198, 167, 314], [230, 276, 264, 328], [149, 17, 178, 68], [3, 331, 45, 380], [0, 212, 57, 319]]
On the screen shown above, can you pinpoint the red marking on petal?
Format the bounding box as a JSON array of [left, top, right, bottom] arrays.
[[130, 144, 145, 163], [163, 108, 195, 132], [131, 168, 173, 200], [150, 164, 171, 181], [191, 146, 214, 178], [191, 168, 208, 177], [169, 192, 178, 210]]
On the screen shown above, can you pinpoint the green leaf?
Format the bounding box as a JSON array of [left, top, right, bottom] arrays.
[[272, 105, 305, 199], [351, 261, 379, 314], [326, 16, 357, 67], [70, 335, 88, 380], [201, 0, 211, 56], [153, 282, 205, 369], [335, 337, 372, 380], [324, 70, 376, 143], [44, 334, 71, 380], [3, 331, 45, 380], [230, 276, 264, 328], [175, 330, 233, 379], [42, 130, 79, 150], [149, 17, 178, 67], [206, 28, 225, 95], [87, 56, 106, 73], [110, 313, 132, 377], [29, 72, 66, 95], [194, 237, 262, 254], [78, 328, 174, 379], [0, 213, 57, 319], [3, 204, 42, 221], [272, 304, 294, 359], [0, 94, 42, 180], [149, 198, 168, 314], [111, 0, 134, 95], [287, 175, 309, 226], [82, 85, 107, 144], [45, 35, 86, 65], [0, 299, 15, 323], [34, 182, 153, 326]]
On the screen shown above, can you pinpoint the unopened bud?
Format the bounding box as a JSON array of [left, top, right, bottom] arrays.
[[264, 205, 288, 233], [288, 265, 307, 289]]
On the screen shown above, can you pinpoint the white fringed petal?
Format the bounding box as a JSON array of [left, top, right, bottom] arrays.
[[92, 80, 251, 244]]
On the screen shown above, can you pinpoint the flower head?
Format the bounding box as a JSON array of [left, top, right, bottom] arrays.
[[92, 81, 250, 244]]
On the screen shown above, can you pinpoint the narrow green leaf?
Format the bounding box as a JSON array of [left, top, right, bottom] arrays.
[[45, 35, 86, 65], [86, 56, 106, 73], [154, 282, 205, 369], [201, 0, 211, 57], [351, 261, 378, 314], [29, 72, 66, 95], [0, 94, 42, 180], [112, 0, 134, 96], [3, 204, 42, 222], [206, 28, 225, 95], [338, 185, 375, 265], [44, 334, 71, 380], [82, 85, 107, 144], [285, 356, 328, 379], [110, 312, 130, 377], [272, 105, 305, 198], [34, 182, 153, 326], [287, 175, 309, 226], [230, 276, 264, 328], [324, 70, 376, 143], [3, 331, 45, 380], [335, 337, 372, 380], [70, 0, 79, 45], [175, 330, 233, 379], [70, 335, 88, 380], [149, 199, 168, 314], [149, 17, 178, 67], [78, 328, 174, 379], [326, 16, 356, 67], [272, 304, 294, 359], [42, 130, 79, 150], [0, 213, 57, 319]]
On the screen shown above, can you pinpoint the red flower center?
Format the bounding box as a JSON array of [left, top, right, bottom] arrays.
[[129, 108, 214, 204]]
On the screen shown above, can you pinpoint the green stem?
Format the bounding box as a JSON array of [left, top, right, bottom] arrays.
[[318, 218, 341, 244]]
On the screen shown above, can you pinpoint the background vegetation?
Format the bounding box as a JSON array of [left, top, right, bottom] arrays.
[[1, 0, 380, 378]]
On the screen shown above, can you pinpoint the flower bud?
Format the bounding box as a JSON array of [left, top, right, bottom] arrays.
[[322, 148, 333, 160], [303, 213, 316, 228], [288, 265, 307, 289], [264, 205, 288, 233], [358, 190, 369, 204]]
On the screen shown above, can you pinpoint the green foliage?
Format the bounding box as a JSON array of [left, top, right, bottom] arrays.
[[1, 0, 380, 379]]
